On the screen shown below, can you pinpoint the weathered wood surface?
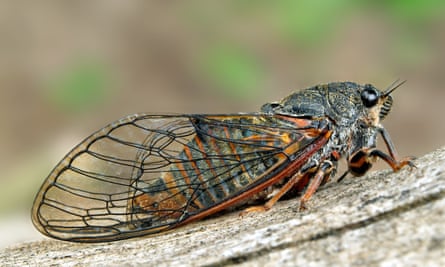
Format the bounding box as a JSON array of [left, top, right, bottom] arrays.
[[2, 147, 445, 267]]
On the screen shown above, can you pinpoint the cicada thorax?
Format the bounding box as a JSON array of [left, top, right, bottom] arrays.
[[129, 115, 323, 225]]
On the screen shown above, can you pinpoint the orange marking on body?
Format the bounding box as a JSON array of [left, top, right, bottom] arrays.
[[331, 150, 341, 160], [162, 172, 189, 204], [349, 149, 371, 169], [132, 173, 191, 220], [241, 134, 276, 142], [304, 128, 325, 138], [193, 135, 219, 179], [284, 128, 331, 158], [206, 130, 233, 197], [184, 137, 218, 203], [241, 132, 293, 148], [133, 191, 184, 219], [280, 133, 292, 144], [176, 129, 331, 227], [180, 146, 206, 208], [223, 127, 253, 184], [283, 141, 301, 156], [277, 116, 324, 138], [276, 115, 312, 128], [133, 173, 187, 210]]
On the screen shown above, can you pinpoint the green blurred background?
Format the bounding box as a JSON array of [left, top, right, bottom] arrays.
[[1, 1, 444, 247]]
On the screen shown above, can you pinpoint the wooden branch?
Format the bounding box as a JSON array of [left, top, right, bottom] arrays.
[[2, 147, 445, 266]]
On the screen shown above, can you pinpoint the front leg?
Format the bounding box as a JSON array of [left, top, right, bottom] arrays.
[[377, 127, 416, 171], [348, 147, 415, 176]]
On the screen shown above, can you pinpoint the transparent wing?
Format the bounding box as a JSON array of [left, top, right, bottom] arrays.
[[31, 113, 328, 242]]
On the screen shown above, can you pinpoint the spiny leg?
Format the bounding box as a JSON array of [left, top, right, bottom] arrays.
[[299, 160, 334, 211], [378, 127, 416, 170], [240, 161, 318, 216], [368, 149, 415, 171], [348, 147, 415, 176]]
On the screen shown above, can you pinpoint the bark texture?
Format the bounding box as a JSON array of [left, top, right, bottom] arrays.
[[2, 147, 445, 266]]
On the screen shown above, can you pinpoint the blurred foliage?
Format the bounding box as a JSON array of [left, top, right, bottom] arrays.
[[192, 0, 445, 98], [201, 44, 264, 99], [268, 0, 353, 44], [391, 34, 433, 67], [379, 0, 445, 22], [45, 59, 110, 113]]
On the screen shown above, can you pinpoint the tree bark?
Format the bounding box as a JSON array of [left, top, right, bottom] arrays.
[[2, 147, 445, 266]]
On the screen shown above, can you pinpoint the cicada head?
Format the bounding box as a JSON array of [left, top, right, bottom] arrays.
[[359, 80, 405, 128], [347, 80, 407, 176]]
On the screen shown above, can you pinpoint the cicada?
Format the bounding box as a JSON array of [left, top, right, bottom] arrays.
[[31, 81, 414, 242]]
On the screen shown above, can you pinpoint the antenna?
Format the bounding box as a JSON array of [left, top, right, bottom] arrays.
[[384, 79, 406, 96]]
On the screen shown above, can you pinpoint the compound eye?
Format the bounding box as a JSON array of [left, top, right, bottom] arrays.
[[361, 85, 379, 108]]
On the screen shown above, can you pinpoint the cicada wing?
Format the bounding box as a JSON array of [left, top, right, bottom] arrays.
[[32, 114, 194, 241], [32, 113, 328, 242]]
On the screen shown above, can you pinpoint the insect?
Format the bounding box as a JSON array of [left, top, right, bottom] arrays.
[[31, 81, 414, 242]]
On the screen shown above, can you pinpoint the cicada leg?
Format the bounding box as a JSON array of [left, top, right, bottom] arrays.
[[348, 127, 415, 176], [378, 127, 416, 171], [240, 159, 333, 215], [349, 148, 415, 174], [299, 160, 334, 211]]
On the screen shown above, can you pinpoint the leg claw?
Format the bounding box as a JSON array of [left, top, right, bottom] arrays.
[[239, 206, 268, 217], [298, 201, 307, 212]]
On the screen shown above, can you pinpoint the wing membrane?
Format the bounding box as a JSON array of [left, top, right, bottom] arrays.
[[32, 113, 328, 242]]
